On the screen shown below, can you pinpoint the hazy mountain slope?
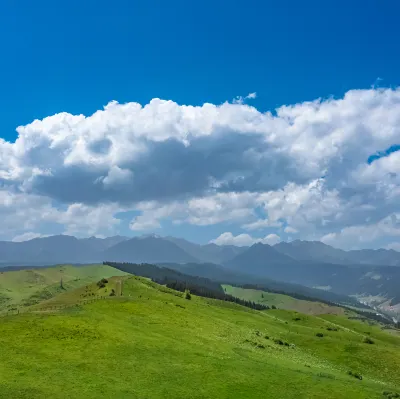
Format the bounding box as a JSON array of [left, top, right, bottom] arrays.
[[0, 235, 97, 264], [158, 261, 360, 306], [226, 243, 400, 310], [274, 240, 351, 265], [274, 240, 400, 266], [346, 248, 400, 266], [200, 243, 247, 263], [79, 236, 129, 252], [102, 236, 198, 263], [225, 243, 299, 274], [164, 236, 246, 263]]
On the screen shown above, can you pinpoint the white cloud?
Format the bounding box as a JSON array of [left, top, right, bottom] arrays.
[[58, 203, 122, 237], [386, 242, 400, 252], [262, 233, 281, 245], [246, 92, 257, 99], [284, 226, 298, 234], [210, 232, 281, 247], [320, 213, 400, 249], [242, 218, 281, 231], [232, 92, 257, 104], [1, 88, 400, 247], [12, 232, 46, 242], [102, 166, 133, 187], [210, 232, 256, 246], [129, 192, 258, 231]]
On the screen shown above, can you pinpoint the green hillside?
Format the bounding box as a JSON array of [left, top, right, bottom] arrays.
[[223, 285, 347, 315], [0, 264, 127, 313], [0, 273, 399, 398]]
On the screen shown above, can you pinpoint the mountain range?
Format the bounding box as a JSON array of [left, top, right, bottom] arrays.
[[2, 234, 400, 267], [1, 234, 400, 317]]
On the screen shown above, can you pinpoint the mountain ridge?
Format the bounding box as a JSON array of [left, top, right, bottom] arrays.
[[1, 234, 400, 267]]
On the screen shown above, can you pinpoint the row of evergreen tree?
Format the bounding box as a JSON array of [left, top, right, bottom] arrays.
[[163, 279, 268, 310], [104, 262, 268, 311]]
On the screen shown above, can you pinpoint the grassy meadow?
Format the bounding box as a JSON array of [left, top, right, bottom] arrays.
[[0, 266, 399, 398], [0, 264, 127, 313], [223, 284, 347, 316]]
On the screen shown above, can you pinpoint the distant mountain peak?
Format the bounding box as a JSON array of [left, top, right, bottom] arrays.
[[138, 233, 162, 240]]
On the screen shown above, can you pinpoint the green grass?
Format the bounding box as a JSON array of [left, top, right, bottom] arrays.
[[223, 284, 347, 315], [0, 264, 127, 313], [0, 273, 399, 398]]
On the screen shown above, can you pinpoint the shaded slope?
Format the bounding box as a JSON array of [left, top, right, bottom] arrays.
[[102, 236, 198, 263], [164, 236, 246, 264]]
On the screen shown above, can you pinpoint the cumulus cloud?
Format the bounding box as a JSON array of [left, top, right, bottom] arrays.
[[210, 232, 256, 246], [320, 213, 400, 250], [210, 232, 281, 246], [129, 192, 258, 231], [1, 88, 400, 247]]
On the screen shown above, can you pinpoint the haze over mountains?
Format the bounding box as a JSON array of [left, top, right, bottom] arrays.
[[2, 234, 400, 267], [1, 234, 400, 317]]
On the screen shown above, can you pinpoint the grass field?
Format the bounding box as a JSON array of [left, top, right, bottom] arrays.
[[223, 284, 347, 316], [0, 269, 399, 398], [0, 264, 127, 313]]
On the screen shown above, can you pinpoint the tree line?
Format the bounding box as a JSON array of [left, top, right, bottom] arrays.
[[104, 262, 268, 311], [163, 279, 268, 310]]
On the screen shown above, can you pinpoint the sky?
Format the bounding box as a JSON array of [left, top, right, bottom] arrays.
[[1, 0, 400, 249]]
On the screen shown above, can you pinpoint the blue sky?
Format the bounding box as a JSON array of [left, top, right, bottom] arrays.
[[2, 0, 400, 139], [1, 1, 400, 248]]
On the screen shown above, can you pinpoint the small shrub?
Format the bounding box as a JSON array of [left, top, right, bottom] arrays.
[[363, 336, 374, 344], [255, 330, 260, 336], [271, 305, 277, 309], [274, 338, 284, 345], [109, 289, 116, 297], [256, 343, 265, 349], [316, 332, 324, 338], [184, 289, 191, 300], [326, 326, 338, 331], [264, 335, 270, 340], [348, 371, 362, 380], [383, 391, 400, 398], [293, 317, 301, 321]]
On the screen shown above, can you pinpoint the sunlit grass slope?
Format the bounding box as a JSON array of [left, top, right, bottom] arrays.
[[0, 275, 399, 398], [0, 264, 127, 313], [223, 284, 347, 315]]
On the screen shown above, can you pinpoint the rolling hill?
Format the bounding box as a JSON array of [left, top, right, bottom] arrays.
[[0, 268, 399, 398], [0, 264, 127, 313]]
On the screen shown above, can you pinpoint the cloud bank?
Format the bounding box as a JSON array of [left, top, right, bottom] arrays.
[[1, 88, 400, 248]]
